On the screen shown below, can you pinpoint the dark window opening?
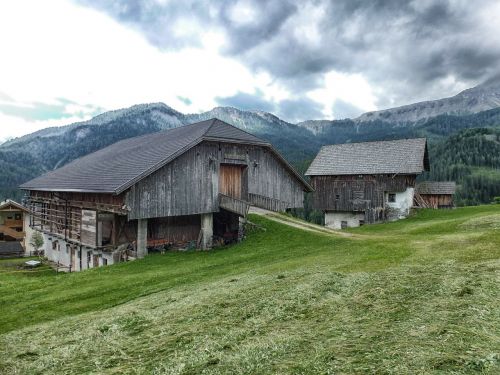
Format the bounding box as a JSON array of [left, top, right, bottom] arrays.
[[341, 221, 348, 229], [353, 190, 364, 200], [14, 213, 22, 220], [388, 193, 396, 203], [335, 194, 340, 200], [103, 258, 108, 266], [359, 220, 365, 226]]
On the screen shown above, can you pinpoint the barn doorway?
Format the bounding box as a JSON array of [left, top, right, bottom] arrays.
[[219, 164, 246, 199]]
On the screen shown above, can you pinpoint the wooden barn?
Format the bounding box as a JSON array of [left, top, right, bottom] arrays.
[[414, 181, 456, 209], [306, 138, 429, 229], [20, 118, 312, 271]]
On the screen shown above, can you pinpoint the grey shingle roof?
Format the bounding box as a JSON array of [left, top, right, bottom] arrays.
[[306, 138, 429, 176], [21, 118, 311, 193], [416, 181, 456, 195]]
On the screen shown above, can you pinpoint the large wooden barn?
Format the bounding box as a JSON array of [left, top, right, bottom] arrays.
[[306, 138, 429, 229], [20, 119, 312, 271], [414, 181, 456, 208]]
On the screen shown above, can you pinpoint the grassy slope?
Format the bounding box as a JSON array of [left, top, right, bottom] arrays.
[[0, 206, 499, 374]]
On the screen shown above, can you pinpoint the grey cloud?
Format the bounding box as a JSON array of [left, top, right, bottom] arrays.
[[215, 91, 325, 123], [215, 90, 275, 112], [0, 99, 102, 121], [0, 101, 72, 121], [177, 96, 192, 106], [76, 0, 500, 117], [332, 100, 364, 120], [276, 97, 324, 123]]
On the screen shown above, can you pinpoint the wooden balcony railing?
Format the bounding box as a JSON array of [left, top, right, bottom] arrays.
[[247, 193, 290, 212], [4, 219, 23, 228], [219, 194, 250, 217]]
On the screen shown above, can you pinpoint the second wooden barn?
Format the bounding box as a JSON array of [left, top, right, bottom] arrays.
[[306, 138, 429, 229], [20, 119, 312, 271]]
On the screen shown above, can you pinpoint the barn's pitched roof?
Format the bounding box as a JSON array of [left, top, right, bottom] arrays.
[[306, 138, 429, 176], [21, 118, 312, 194], [416, 181, 456, 195], [0, 199, 28, 212]]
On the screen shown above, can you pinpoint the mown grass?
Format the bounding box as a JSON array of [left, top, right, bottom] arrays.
[[0, 205, 499, 374]]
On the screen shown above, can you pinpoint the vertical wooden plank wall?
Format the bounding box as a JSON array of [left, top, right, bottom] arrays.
[[125, 141, 306, 220]]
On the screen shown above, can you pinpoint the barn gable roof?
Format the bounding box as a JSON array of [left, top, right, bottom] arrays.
[[21, 119, 312, 194], [306, 138, 430, 176], [416, 181, 456, 195], [0, 199, 28, 212]]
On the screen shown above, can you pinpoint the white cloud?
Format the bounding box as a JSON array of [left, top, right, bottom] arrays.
[[308, 71, 378, 119], [0, 0, 418, 140], [0, 0, 287, 139], [228, 1, 258, 25]]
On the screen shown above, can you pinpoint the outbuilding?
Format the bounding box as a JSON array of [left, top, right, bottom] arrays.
[[414, 181, 456, 208]]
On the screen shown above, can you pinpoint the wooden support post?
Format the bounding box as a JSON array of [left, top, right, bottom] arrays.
[[136, 218, 148, 258], [200, 213, 213, 250], [238, 216, 246, 242]]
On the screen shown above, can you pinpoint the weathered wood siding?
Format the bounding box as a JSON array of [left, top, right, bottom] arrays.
[[419, 194, 453, 209], [310, 174, 416, 223], [148, 215, 200, 245], [125, 141, 305, 220]]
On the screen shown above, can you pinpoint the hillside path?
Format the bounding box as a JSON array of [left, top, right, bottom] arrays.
[[248, 207, 355, 237]]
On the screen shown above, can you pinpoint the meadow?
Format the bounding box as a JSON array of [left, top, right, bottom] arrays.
[[0, 206, 499, 374]]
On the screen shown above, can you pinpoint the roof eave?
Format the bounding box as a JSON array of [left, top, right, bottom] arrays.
[[21, 187, 116, 194]]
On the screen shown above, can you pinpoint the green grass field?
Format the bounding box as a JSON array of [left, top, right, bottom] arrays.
[[1, 206, 499, 374]]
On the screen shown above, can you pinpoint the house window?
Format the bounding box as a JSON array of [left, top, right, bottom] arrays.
[[335, 194, 340, 200], [341, 221, 348, 229], [388, 193, 396, 203], [103, 258, 108, 266], [14, 213, 22, 220], [52, 241, 58, 250], [359, 220, 365, 226]]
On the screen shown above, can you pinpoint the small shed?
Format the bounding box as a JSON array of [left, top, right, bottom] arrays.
[[0, 199, 30, 256], [415, 181, 456, 208]]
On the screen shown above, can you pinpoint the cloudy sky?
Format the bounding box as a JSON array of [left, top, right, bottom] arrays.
[[1, 0, 500, 140]]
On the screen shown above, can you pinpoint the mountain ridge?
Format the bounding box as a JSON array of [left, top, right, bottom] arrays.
[[1, 77, 500, 205], [355, 76, 500, 124]]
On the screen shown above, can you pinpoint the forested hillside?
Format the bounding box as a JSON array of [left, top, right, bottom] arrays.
[[422, 128, 500, 205]]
